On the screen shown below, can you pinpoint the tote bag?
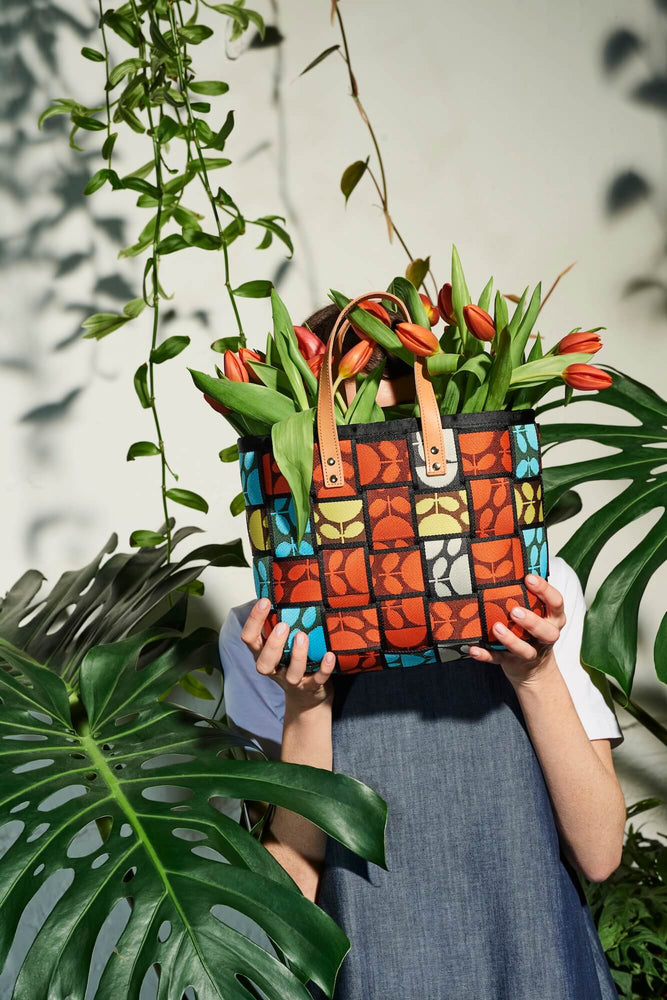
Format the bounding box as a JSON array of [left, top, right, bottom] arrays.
[[237, 291, 549, 674]]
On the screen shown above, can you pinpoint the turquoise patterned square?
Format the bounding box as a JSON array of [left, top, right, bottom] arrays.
[[253, 555, 271, 600], [279, 606, 326, 664], [269, 497, 314, 558], [385, 650, 437, 669], [239, 450, 263, 507], [511, 424, 540, 479], [522, 526, 548, 577]]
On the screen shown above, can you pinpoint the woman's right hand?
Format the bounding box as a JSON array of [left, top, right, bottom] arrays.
[[240, 598, 336, 710]]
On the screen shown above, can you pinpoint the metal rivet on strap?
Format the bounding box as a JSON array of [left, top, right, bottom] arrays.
[[432, 463, 441, 471], [327, 457, 336, 466], [430, 446, 439, 454], [330, 475, 338, 483]]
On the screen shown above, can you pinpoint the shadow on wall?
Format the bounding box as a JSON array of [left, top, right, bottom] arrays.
[[602, 0, 667, 318]]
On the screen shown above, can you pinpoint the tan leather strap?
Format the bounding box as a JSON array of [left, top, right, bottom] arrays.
[[317, 290, 446, 488]]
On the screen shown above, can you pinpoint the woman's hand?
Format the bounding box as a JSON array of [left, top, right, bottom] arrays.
[[240, 597, 336, 709], [468, 573, 566, 687]]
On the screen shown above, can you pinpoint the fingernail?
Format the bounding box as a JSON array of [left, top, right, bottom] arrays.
[[324, 652, 335, 666], [525, 574, 538, 585], [257, 598, 270, 611], [295, 632, 306, 647], [511, 607, 526, 619], [470, 647, 480, 656], [275, 622, 289, 637], [495, 623, 506, 634]]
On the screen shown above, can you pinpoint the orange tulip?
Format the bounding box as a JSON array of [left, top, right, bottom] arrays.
[[463, 304, 495, 342], [307, 353, 325, 378], [338, 338, 375, 378], [419, 293, 440, 327], [351, 301, 391, 342], [293, 325, 325, 361], [224, 349, 249, 383], [238, 346, 264, 382], [204, 392, 231, 416], [562, 364, 613, 391], [437, 282, 456, 325], [395, 322, 440, 357], [557, 331, 602, 355]]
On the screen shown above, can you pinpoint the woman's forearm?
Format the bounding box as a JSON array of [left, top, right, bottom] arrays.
[[511, 651, 626, 882], [261, 697, 333, 902]]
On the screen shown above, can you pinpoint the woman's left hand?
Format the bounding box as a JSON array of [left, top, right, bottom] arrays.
[[468, 573, 566, 686]]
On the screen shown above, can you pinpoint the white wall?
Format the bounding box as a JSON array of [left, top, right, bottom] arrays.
[[2, 0, 666, 833]]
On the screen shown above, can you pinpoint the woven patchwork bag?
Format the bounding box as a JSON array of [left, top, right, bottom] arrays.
[[237, 291, 550, 674]]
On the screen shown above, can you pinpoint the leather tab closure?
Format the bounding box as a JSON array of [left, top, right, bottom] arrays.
[[414, 358, 446, 475]]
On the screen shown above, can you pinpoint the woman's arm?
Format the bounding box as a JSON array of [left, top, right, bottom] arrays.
[[468, 574, 626, 884], [240, 600, 335, 903]]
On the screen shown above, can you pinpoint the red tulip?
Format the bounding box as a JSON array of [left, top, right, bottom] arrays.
[[338, 339, 375, 378], [204, 392, 231, 416], [307, 353, 325, 378], [419, 293, 440, 327], [463, 304, 495, 342], [437, 282, 456, 325], [223, 349, 249, 383], [350, 301, 391, 342], [562, 364, 613, 391], [395, 322, 440, 357], [557, 331, 602, 355], [293, 325, 325, 361], [238, 346, 264, 382]]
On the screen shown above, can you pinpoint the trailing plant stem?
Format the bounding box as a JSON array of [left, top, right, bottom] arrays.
[[97, 0, 113, 167]]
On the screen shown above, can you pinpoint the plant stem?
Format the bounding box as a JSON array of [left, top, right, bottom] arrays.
[[608, 681, 667, 748], [97, 0, 113, 167]]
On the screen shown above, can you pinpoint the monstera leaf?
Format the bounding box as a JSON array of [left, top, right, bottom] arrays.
[[537, 365, 667, 693], [0, 532, 388, 999]]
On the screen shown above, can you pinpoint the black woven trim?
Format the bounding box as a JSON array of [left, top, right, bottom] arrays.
[[237, 407, 538, 453]]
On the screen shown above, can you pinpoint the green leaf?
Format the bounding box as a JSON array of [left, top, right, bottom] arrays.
[[107, 58, 146, 89], [483, 328, 513, 411], [183, 229, 223, 251], [451, 244, 472, 339], [81, 312, 131, 340], [343, 361, 386, 424], [493, 290, 509, 336], [189, 80, 230, 95], [219, 444, 239, 463], [179, 24, 214, 43], [178, 670, 215, 700], [247, 360, 293, 396], [426, 353, 462, 376], [120, 175, 161, 199], [165, 488, 209, 514], [232, 280, 273, 298], [126, 441, 160, 460], [71, 112, 106, 131], [510, 283, 542, 367], [211, 337, 242, 354], [507, 287, 528, 338], [155, 115, 181, 142], [123, 297, 146, 319], [230, 492, 246, 516], [271, 290, 309, 410], [340, 158, 369, 204], [386, 275, 430, 328], [133, 363, 151, 408], [130, 529, 167, 547], [405, 257, 430, 290], [188, 369, 297, 427], [253, 217, 293, 258], [81, 46, 105, 62], [272, 408, 317, 543], [150, 335, 190, 364], [38, 99, 78, 130], [510, 352, 594, 387], [299, 44, 340, 76], [478, 277, 494, 312], [83, 168, 118, 195], [328, 290, 412, 365], [157, 233, 190, 254], [102, 10, 142, 47]]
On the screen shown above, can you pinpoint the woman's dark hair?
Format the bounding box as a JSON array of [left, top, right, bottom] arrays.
[[301, 302, 412, 379]]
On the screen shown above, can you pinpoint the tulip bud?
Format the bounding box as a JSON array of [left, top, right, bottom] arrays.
[[294, 325, 325, 361], [395, 322, 440, 357], [204, 392, 231, 416], [557, 331, 602, 355], [238, 346, 264, 383], [351, 301, 391, 341], [224, 349, 249, 383], [419, 293, 440, 327], [307, 353, 325, 378], [463, 304, 495, 342], [338, 339, 375, 379], [437, 282, 456, 325], [562, 364, 613, 391]]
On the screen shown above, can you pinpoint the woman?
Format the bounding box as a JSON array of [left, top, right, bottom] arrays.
[[219, 307, 627, 1000]]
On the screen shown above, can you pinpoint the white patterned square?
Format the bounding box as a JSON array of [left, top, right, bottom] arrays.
[[423, 537, 473, 597]]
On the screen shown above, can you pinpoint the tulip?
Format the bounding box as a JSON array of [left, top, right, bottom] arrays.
[[238, 346, 264, 383], [351, 301, 391, 341], [204, 392, 231, 416], [338, 338, 375, 379], [223, 349, 249, 383], [437, 282, 456, 325], [562, 364, 613, 391], [307, 353, 325, 378], [294, 325, 325, 361], [463, 304, 495, 342], [395, 321, 440, 357], [557, 331, 602, 355], [419, 293, 440, 327]]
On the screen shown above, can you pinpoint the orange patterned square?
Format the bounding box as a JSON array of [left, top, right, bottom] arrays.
[[471, 537, 525, 585], [357, 439, 411, 486], [322, 547, 371, 608], [458, 429, 512, 476], [325, 607, 380, 651], [378, 597, 428, 649], [429, 599, 482, 641], [366, 486, 415, 549], [370, 548, 425, 596], [469, 477, 515, 537]]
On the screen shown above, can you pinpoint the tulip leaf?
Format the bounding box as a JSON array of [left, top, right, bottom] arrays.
[[426, 353, 462, 376], [340, 158, 369, 204], [450, 245, 472, 342], [188, 369, 296, 428], [343, 360, 386, 425], [509, 352, 594, 387], [478, 277, 494, 312], [271, 291, 309, 410], [165, 488, 209, 514], [328, 290, 412, 365], [510, 283, 542, 367], [493, 290, 509, 337], [507, 287, 528, 337], [453, 352, 493, 384], [271, 408, 317, 543], [483, 328, 513, 411], [246, 360, 293, 395], [440, 377, 461, 415], [461, 379, 489, 412], [387, 275, 430, 328]]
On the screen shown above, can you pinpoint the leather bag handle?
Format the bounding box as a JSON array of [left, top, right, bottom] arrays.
[[316, 290, 446, 488]]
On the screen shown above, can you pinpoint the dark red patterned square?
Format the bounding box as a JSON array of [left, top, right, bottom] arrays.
[[272, 558, 322, 604], [366, 486, 415, 550], [429, 599, 482, 641], [458, 429, 513, 476], [336, 651, 384, 673], [262, 610, 278, 642], [378, 597, 428, 650], [322, 547, 371, 608], [469, 477, 515, 537], [325, 608, 380, 652], [370, 548, 425, 597], [470, 537, 525, 586], [357, 439, 411, 487], [481, 584, 531, 640], [261, 452, 290, 496], [312, 440, 357, 498]]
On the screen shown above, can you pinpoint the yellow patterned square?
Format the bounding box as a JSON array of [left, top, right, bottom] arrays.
[[513, 481, 543, 526], [247, 507, 270, 551], [415, 489, 469, 537], [313, 499, 366, 546]]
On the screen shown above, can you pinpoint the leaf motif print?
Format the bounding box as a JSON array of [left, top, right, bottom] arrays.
[[416, 490, 469, 537], [357, 439, 411, 486], [314, 500, 365, 545], [367, 487, 415, 549]]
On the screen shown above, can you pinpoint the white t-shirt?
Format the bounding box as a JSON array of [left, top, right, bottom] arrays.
[[218, 554, 624, 753]]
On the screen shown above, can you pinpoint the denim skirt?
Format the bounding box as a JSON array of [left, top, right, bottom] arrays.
[[308, 657, 618, 1000]]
